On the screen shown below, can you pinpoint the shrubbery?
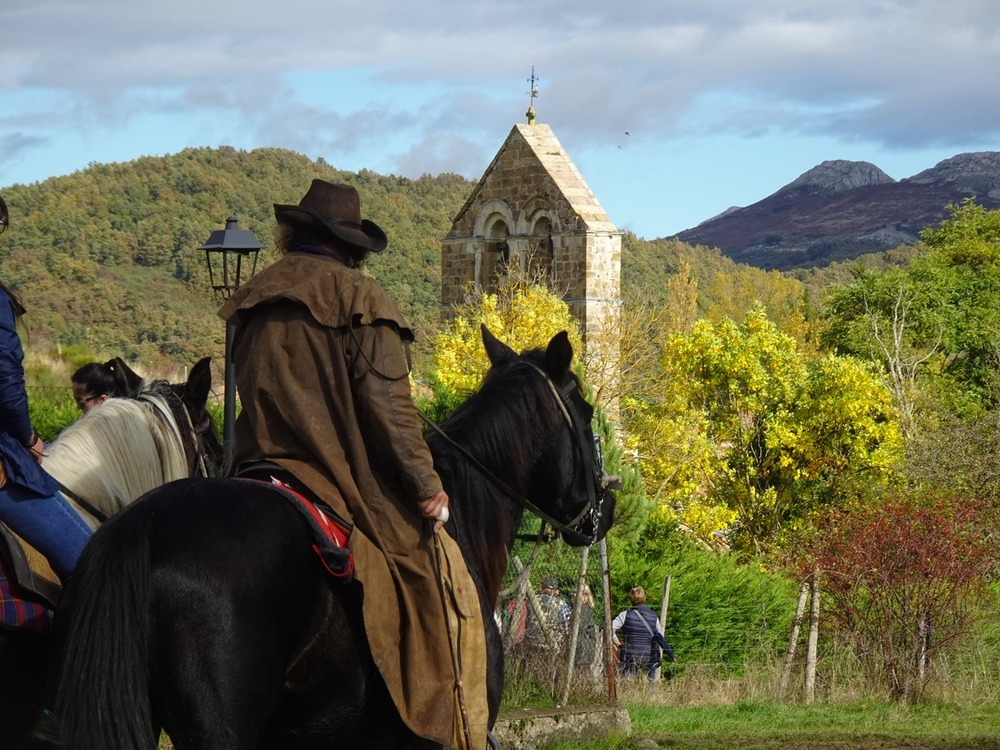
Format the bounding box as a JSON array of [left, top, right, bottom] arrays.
[[804, 490, 998, 701], [609, 518, 799, 670], [27, 387, 78, 441]]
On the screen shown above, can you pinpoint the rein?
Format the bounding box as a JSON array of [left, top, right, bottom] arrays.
[[419, 362, 608, 546], [138, 388, 215, 480], [56, 483, 109, 524]]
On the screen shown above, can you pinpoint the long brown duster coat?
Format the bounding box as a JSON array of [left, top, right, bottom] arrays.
[[219, 252, 483, 747]]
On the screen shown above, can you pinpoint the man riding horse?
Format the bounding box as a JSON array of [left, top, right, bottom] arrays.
[[219, 180, 488, 749]]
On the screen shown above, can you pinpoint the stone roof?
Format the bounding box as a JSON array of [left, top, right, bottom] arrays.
[[450, 122, 616, 235]]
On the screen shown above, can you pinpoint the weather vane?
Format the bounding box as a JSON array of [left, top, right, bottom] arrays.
[[526, 66, 539, 124]]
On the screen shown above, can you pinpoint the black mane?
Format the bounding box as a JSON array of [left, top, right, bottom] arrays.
[[427, 345, 562, 604]]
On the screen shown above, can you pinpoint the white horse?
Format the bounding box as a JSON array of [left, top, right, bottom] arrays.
[[0, 358, 221, 745], [1, 357, 221, 606], [47, 393, 201, 524]]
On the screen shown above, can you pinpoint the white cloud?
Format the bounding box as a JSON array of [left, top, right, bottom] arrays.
[[2, 0, 1000, 234]]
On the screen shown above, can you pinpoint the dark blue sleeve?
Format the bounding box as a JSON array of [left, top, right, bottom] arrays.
[[0, 291, 33, 444], [655, 632, 675, 661]]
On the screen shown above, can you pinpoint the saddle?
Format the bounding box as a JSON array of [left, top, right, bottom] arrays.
[[0, 524, 58, 633], [232, 462, 355, 581]]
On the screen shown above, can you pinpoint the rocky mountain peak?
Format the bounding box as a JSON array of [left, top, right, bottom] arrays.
[[674, 151, 1000, 271], [905, 152, 1000, 200], [780, 159, 896, 196]]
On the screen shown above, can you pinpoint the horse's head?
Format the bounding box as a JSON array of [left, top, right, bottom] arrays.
[[481, 325, 616, 547], [169, 357, 223, 477], [140, 358, 223, 478]]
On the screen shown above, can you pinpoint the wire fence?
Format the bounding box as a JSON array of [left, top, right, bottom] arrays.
[[497, 530, 622, 707]]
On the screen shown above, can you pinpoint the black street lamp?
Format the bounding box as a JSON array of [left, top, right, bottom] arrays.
[[199, 217, 263, 474]]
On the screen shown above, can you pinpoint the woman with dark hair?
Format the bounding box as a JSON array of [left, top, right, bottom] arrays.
[[0, 195, 92, 580], [71, 359, 130, 413]]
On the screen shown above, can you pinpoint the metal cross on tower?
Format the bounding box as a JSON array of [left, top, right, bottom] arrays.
[[526, 67, 539, 124]]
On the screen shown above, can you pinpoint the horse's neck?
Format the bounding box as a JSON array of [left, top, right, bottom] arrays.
[[44, 397, 190, 518], [434, 373, 555, 604], [437, 449, 524, 607]]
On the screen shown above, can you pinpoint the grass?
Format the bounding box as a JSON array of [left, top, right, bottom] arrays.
[[543, 700, 1000, 749], [158, 697, 1000, 749]]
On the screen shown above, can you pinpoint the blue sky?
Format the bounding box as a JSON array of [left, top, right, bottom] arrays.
[[3, 0, 1000, 239]]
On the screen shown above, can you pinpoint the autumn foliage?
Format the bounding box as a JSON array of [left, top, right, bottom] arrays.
[[625, 303, 902, 556], [805, 491, 997, 701]]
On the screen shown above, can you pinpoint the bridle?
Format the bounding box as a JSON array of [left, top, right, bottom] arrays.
[[420, 361, 616, 546], [181, 408, 219, 479], [140, 387, 218, 480]]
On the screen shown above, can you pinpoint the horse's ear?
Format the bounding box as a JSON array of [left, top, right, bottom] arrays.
[[109, 357, 143, 397], [481, 324, 516, 366], [185, 357, 213, 410], [544, 331, 573, 377]]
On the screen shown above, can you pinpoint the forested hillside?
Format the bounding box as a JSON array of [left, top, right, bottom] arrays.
[[2, 146, 817, 384], [0, 147, 472, 380]]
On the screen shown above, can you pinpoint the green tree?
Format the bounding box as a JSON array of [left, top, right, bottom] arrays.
[[607, 522, 798, 670], [824, 200, 1000, 419], [630, 304, 902, 556]]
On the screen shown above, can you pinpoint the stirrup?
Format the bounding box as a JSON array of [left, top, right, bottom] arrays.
[[31, 708, 62, 744]]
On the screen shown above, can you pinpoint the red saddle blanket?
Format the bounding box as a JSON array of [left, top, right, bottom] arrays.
[[0, 560, 51, 634], [237, 477, 354, 581]]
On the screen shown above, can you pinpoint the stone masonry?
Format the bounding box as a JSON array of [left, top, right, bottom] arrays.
[[441, 122, 622, 407]]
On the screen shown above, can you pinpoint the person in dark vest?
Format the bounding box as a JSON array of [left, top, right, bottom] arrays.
[[611, 585, 672, 679]]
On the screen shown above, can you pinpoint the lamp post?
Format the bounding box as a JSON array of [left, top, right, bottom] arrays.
[[199, 217, 263, 475]]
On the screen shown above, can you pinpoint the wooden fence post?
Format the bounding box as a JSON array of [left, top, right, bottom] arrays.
[[653, 575, 671, 681], [510, 557, 558, 651], [599, 538, 616, 701], [780, 579, 810, 694], [804, 569, 820, 704], [559, 545, 591, 705]]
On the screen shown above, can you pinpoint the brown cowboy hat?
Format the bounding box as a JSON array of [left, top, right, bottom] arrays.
[[274, 180, 387, 253]]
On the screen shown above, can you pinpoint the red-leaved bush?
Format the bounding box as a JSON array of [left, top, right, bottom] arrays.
[[808, 491, 996, 701]]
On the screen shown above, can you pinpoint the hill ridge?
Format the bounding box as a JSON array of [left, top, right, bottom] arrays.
[[675, 151, 1000, 270]]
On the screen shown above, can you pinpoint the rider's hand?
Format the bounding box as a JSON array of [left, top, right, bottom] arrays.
[[418, 490, 449, 533]]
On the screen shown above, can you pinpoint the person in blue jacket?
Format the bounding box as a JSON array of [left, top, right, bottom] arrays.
[[0, 195, 91, 581]]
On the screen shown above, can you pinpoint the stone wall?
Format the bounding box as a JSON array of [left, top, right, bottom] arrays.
[[441, 123, 621, 413], [492, 705, 632, 750]]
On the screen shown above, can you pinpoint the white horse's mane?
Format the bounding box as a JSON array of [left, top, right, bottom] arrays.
[[44, 387, 191, 523]]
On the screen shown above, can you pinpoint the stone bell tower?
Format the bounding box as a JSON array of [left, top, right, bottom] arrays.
[[440, 104, 621, 408]]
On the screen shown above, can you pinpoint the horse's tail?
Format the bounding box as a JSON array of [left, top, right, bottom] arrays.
[[54, 511, 155, 750]]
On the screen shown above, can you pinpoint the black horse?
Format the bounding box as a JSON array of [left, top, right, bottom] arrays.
[[50, 327, 616, 749]]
